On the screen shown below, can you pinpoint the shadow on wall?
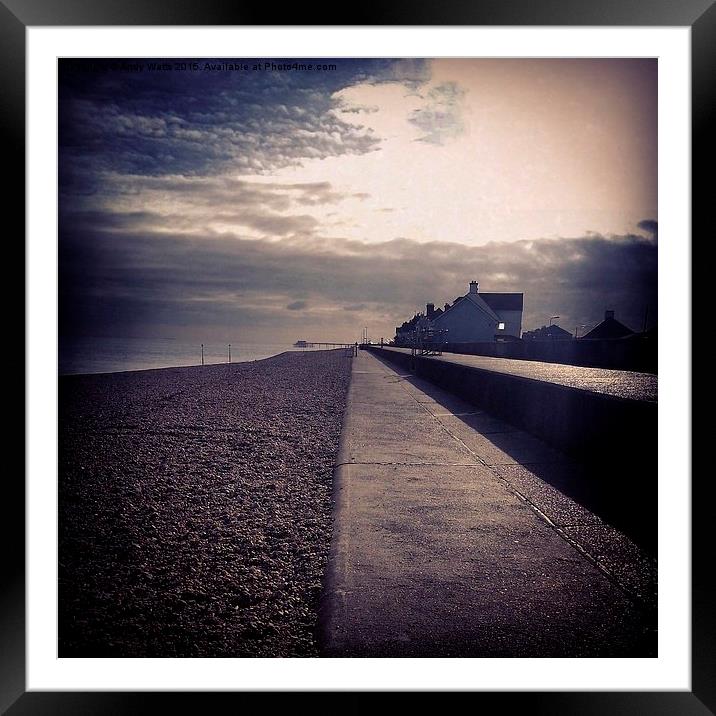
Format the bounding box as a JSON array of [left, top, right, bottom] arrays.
[[423, 334, 657, 374]]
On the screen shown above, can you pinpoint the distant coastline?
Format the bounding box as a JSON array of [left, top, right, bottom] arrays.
[[59, 336, 320, 376]]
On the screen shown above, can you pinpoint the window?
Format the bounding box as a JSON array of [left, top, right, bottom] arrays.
[[498, 322, 505, 330]]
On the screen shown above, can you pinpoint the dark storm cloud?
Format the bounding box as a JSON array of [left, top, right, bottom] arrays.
[[59, 177, 372, 238], [59, 59, 430, 198], [60, 212, 657, 340], [66, 210, 162, 231], [96, 176, 355, 212]]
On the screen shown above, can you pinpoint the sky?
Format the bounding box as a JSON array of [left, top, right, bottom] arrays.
[[59, 58, 657, 344]]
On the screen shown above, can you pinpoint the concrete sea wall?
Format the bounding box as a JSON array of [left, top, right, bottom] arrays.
[[416, 335, 657, 374], [366, 346, 657, 551]]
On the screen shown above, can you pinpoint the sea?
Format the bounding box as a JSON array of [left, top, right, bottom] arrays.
[[59, 336, 332, 376]]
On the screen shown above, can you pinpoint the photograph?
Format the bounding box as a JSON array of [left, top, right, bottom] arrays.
[[57, 56, 659, 659]]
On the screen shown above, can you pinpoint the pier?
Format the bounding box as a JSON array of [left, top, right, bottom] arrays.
[[294, 341, 355, 349]]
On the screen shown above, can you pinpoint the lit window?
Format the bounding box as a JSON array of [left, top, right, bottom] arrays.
[[498, 322, 505, 330]]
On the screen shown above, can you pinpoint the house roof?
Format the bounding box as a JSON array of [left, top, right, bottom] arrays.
[[397, 286, 524, 340], [465, 292, 502, 321], [434, 291, 501, 324], [523, 324, 572, 340], [480, 293, 524, 312], [581, 317, 634, 340]]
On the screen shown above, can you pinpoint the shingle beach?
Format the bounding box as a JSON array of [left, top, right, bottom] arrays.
[[59, 349, 352, 657]]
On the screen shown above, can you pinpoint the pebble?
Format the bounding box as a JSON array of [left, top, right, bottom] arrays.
[[59, 350, 352, 657]]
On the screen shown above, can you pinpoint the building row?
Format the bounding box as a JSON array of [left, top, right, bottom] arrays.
[[395, 281, 524, 345], [394, 282, 641, 345]]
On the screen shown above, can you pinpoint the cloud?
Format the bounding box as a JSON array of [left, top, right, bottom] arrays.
[[409, 82, 467, 145], [224, 211, 318, 236], [60, 213, 657, 343], [290, 182, 345, 206], [57, 59, 657, 345], [335, 101, 379, 115], [59, 59, 431, 200], [60, 177, 376, 240]]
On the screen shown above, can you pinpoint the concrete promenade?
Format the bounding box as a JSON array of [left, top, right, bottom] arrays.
[[318, 350, 656, 657], [375, 346, 657, 402]]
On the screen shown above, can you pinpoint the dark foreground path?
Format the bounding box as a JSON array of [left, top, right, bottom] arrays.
[[318, 350, 656, 657], [59, 350, 351, 657]]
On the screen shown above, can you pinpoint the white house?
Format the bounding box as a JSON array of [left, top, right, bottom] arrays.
[[430, 281, 523, 342]]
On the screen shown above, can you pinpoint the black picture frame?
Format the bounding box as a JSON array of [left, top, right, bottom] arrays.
[[6, 0, 707, 712]]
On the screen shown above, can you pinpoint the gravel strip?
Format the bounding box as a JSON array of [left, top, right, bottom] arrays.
[[59, 349, 352, 657]]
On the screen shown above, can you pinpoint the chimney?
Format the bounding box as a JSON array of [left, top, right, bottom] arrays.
[[469, 280, 479, 294], [426, 303, 435, 318], [605, 310, 615, 321]]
